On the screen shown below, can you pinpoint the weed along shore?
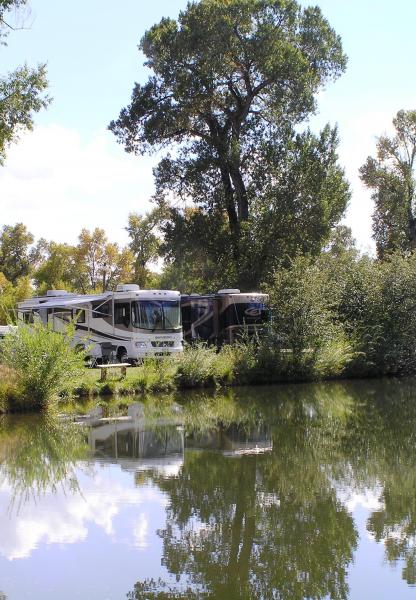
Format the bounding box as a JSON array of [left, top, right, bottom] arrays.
[[0, 332, 328, 412]]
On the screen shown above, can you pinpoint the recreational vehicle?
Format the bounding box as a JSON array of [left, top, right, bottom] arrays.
[[17, 285, 183, 363], [181, 289, 269, 345]]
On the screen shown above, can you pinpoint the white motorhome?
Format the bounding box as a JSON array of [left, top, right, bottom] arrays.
[[17, 284, 183, 363]]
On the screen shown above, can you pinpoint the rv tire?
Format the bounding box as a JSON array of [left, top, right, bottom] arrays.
[[117, 347, 129, 364]]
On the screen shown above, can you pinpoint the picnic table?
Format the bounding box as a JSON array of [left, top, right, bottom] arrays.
[[98, 363, 130, 382]]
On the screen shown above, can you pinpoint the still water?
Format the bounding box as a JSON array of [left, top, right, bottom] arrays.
[[1, 379, 416, 599]]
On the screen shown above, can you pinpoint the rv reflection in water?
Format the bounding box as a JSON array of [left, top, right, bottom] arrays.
[[83, 403, 185, 478], [185, 422, 272, 456]]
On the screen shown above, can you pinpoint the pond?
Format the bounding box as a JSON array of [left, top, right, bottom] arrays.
[[1, 379, 416, 599]]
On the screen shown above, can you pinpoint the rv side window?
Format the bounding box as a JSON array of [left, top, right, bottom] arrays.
[[92, 301, 111, 319], [114, 303, 130, 327], [53, 309, 72, 323]]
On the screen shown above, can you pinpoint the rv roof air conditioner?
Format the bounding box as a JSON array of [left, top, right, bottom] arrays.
[[217, 289, 241, 295], [116, 284, 141, 292], [46, 290, 71, 297]]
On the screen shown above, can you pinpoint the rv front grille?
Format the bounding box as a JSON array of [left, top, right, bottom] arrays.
[[151, 341, 175, 348]]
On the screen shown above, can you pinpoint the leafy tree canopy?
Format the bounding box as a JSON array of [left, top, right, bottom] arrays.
[[110, 0, 349, 288], [0, 0, 50, 164], [360, 109, 416, 257], [126, 207, 166, 287], [0, 222, 33, 284]]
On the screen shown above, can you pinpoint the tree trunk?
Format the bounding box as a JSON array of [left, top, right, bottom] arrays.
[[407, 206, 416, 249], [229, 163, 249, 221], [219, 163, 240, 259]]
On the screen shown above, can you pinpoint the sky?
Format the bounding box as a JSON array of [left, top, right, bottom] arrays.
[[1, 0, 416, 252]]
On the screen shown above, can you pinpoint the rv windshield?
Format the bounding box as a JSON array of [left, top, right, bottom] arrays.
[[132, 300, 181, 331], [223, 302, 269, 327]]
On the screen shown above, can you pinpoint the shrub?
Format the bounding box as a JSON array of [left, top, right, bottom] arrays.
[[0, 365, 20, 412], [336, 252, 416, 376], [0, 323, 85, 411], [176, 343, 238, 388], [175, 343, 218, 387], [265, 256, 355, 380]]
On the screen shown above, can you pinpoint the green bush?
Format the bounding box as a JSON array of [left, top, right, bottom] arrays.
[[0, 323, 85, 411], [339, 253, 416, 376], [0, 365, 20, 412], [176, 343, 238, 388], [264, 255, 355, 380]]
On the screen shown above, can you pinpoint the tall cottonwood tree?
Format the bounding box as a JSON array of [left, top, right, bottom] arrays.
[[110, 0, 350, 288], [360, 110, 416, 257], [0, 0, 49, 164]]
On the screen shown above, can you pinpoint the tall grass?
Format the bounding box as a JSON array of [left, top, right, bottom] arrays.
[[0, 323, 85, 411], [127, 357, 177, 393], [176, 343, 237, 387]]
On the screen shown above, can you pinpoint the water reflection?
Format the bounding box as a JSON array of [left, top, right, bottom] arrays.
[[0, 414, 88, 510], [134, 387, 357, 600], [87, 404, 184, 478], [1, 381, 416, 598]]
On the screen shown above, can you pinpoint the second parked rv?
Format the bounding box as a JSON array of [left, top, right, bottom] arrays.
[[181, 289, 269, 345]]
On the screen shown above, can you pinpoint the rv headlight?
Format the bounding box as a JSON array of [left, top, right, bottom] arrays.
[[135, 341, 147, 348]]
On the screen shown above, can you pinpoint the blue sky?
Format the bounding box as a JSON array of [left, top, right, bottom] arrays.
[[1, 0, 416, 251]]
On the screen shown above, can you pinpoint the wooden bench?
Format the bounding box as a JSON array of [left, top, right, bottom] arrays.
[[99, 363, 130, 382]]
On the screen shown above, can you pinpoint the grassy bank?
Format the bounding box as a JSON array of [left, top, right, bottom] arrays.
[[0, 343, 360, 412], [1, 336, 358, 412]]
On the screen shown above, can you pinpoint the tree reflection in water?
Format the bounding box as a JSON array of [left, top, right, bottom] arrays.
[[0, 413, 89, 511], [128, 380, 416, 599], [2, 379, 416, 597], [128, 385, 359, 600], [341, 378, 416, 586]]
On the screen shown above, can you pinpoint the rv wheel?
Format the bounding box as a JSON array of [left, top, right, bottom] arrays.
[[85, 356, 97, 369], [117, 348, 129, 364]]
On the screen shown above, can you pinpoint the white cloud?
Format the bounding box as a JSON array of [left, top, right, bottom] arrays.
[[0, 464, 165, 561], [133, 512, 149, 548], [0, 124, 158, 247], [336, 485, 383, 513]]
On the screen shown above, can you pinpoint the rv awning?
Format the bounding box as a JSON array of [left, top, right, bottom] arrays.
[[32, 294, 111, 309]]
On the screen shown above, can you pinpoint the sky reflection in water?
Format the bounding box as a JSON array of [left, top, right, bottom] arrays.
[[1, 380, 416, 599]]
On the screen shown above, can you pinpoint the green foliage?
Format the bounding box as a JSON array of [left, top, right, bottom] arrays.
[[33, 241, 77, 293], [0, 365, 19, 411], [337, 252, 416, 376], [126, 207, 165, 287], [264, 254, 354, 379], [360, 109, 416, 257], [110, 0, 348, 287], [0, 223, 34, 284], [0, 322, 85, 411], [265, 246, 416, 378], [175, 343, 237, 388], [75, 227, 134, 292], [0, 1, 50, 163], [0, 271, 31, 324], [127, 358, 177, 393]]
